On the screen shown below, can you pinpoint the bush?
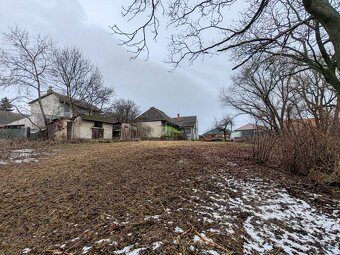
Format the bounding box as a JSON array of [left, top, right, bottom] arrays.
[[253, 126, 340, 184]]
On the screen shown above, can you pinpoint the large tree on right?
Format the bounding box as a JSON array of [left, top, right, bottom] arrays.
[[113, 0, 340, 93]]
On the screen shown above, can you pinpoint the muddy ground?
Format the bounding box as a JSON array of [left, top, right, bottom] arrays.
[[0, 141, 339, 255]]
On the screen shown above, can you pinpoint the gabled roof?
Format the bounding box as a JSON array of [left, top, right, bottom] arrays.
[[203, 128, 225, 136], [80, 114, 116, 124], [172, 116, 197, 128], [0, 111, 26, 126], [134, 107, 178, 126], [29, 91, 100, 112], [234, 123, 259, 131]]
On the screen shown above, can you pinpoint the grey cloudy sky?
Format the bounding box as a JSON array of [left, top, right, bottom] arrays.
[[0, 0, 250, 133]]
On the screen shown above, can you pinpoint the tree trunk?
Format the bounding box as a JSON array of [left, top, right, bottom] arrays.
[[37, 93, 49, 139], [303, 0, 340, 93], [332, 94, 340, 130]]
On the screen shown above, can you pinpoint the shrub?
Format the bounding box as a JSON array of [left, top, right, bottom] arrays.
[[253, 126, 340, 184]]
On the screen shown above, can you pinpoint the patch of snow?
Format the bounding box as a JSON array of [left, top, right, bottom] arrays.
[[82, 246, 91, 254], [144, 215, 160, 221], [114, 245, 146, 255], [189, 245, 196, 251], [1, 148, 56, 165], [71, 237, 80, 242], [151, 241, 163, 250], [95, 239, 111, 244], [193, 233, 213, 244], [207, 228, 220, 233], [188, 171, 340, 254], [13, 158, 38, 164], [22, 248, 32, 254], [203, 250, 220, 255], [226, 162, 238, 167], [175, 226, 184, 233]]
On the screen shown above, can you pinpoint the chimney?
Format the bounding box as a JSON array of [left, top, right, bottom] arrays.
[[47, 86, 53, 94], [177, 114, 181, 122]]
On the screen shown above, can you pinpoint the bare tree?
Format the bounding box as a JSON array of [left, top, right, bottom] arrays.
[[79, 68, 115, 113], [0, 27, 53, 133], [292, 69, 338, 130], [108, 98, 141, 123], [215, 115, 234, 141], [52, 46, 114, 115], [220, 57, 299, 132], [112, 0, 340, 93], [52, 46, 92, 117]]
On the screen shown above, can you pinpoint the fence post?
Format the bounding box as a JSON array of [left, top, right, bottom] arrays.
[[26, 127, 31, 140]]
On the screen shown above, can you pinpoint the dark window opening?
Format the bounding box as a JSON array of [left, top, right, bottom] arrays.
[[94, 121, 103, 128]]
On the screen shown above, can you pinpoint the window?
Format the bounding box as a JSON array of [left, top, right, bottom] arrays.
[[94, 121, 103, 128], [64, 106, 71, 113]]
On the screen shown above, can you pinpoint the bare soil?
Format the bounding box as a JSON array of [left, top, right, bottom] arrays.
[[0, 141, 338, 255]]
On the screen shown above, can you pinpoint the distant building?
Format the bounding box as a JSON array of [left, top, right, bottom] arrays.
[[0, 111, 26, 128], [202, 128, 230, 141], [0, 111, 28, 139], [134, 107, 198, 140], [233, 123, 265, 139], [172, 114, 198, 141]]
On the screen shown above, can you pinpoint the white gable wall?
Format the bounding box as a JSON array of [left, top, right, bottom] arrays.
[[137, 121, 163, 138], [73, 116, 113, 139], [30, 94, 71, 127]]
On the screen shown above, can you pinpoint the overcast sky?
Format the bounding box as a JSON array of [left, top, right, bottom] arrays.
[[0, 0, 250, 133]]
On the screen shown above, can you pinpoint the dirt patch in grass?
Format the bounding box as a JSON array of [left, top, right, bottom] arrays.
[[0, 141, 338, 255]]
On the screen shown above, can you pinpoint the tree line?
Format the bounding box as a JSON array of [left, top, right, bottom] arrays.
[[0, 27, 141, 129]]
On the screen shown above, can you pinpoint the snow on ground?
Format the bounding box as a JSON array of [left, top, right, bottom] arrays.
[[22, 248, 32, 254], [151, 241, 163, 250], [0, 148, 55, 165], [82, 245, 92, 254], [175, 226, 184, 233], [144, 215, 160, 221], [42, 162, 338, 255], [113, 245, 146, 255], [187, 169, 340, 255]]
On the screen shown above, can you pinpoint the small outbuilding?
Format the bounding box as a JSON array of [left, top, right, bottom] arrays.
[[48, 114, 115, 140]]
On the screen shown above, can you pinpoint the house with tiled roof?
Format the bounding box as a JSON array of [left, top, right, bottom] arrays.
[[5, 87, 117, 140], [202, 128, 230, 141], [134, 107, 198, 140], [27, 86, 101, 128], [233, 123, 266, 139], [172, 114, 198, 140]]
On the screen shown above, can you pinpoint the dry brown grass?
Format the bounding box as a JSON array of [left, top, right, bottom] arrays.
[[0, 141, 337, 254], [0, 141, 251, 254]]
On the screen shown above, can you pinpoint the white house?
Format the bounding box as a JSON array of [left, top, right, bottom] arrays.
[[134, 107, 198, 140], [5, 87, 114, 140], [27, 87, 100, 128]]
